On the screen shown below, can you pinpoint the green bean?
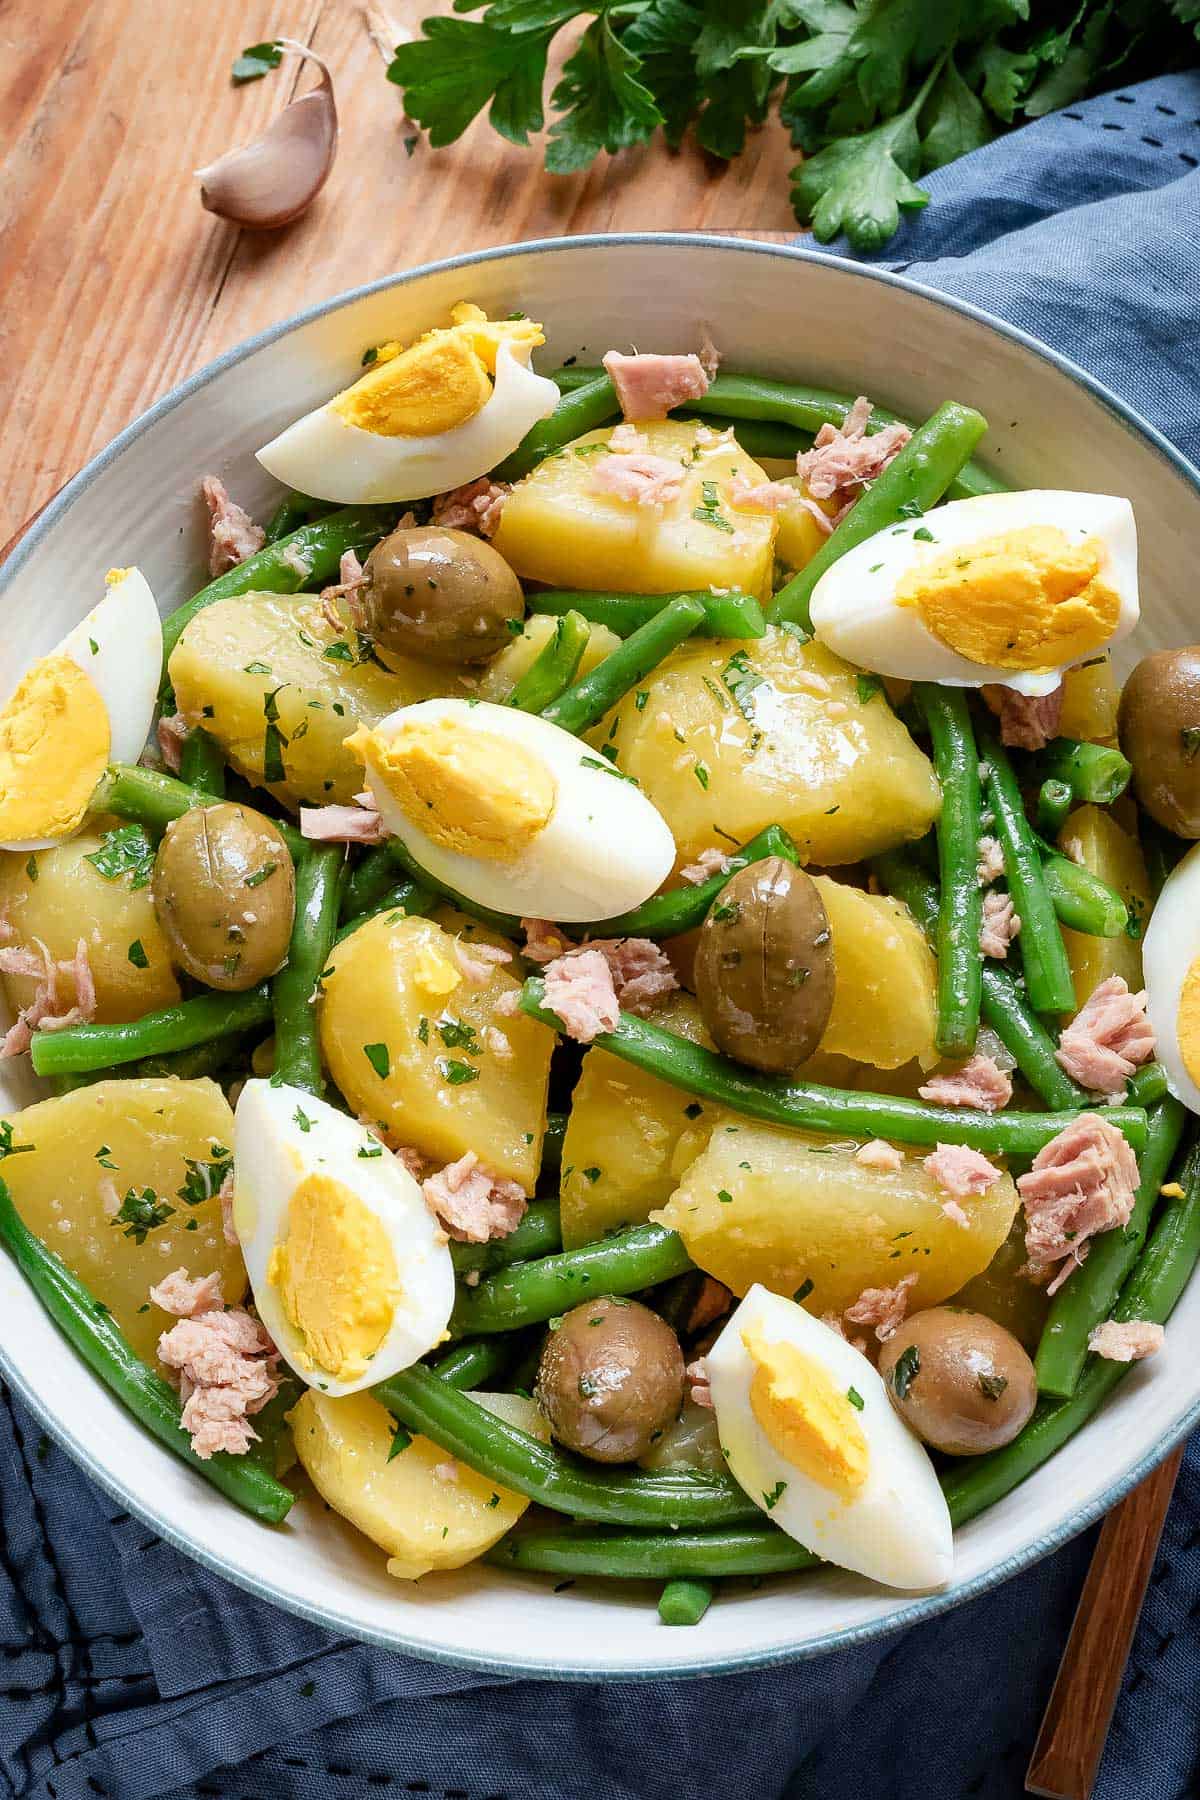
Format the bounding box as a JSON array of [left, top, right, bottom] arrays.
[[1035, 1097, 1186, 1399], [429, 1337, 514, 1391], [1128, 1063, 1169, 1109], [541, 596, 706, 736], [1037, 838, 1128, 938], [450, 1222, 693, 1336], [489, 1525, 814, 1579], [449, 1198, 562, 1280], [658, 1576, 716, 1624], [917, 686, 984, 1059], [374, 1364, 758, 1528], [769, 402, 990, 630], [381, 837, 522, 937], [527, 587, 766, 641], [271, 845, 341, 1094], [1036, 778, 1073, 838], [94, 765, 305, 859], [1029, 738, 1132, 805], [509, 611, 589, 713], [263, 491, 322, 544], [177, 727, 226, 798], [160, 505, 395, 669], [338, 843, 397, 921], [29, 986, 274, 1077], [333, 878, 434, 945], [133, 1032, 256, 1082], [871, 851, 1086, 1111], [944, 1131, 1200, 1528], [541, 1109, 567, 1177], [521, 981, 1146, 1153], [0, 1178, 293, 1523], [574, 825, 798, 941], [980, 728, 1076, 1015], [494, 374, 618, 482]]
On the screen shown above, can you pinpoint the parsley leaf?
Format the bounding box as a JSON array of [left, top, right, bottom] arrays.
[[113, 1187, 175, 1245], [545, 17, 663, 173], [790, 66, 935, 251], [85, 825, 155, 891], [386, 16, 554, 147], [232, 41, 282, 84]]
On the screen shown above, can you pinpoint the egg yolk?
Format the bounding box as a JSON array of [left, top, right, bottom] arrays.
[[352, 718, 556, 862], [743, 1327, 869, 1500], [268, 1172, 399, 1382], [0, 653, 110, 844], [895, 526, 1120, 672], [334, 303, 544, 439], [1176, 955, 1200, 1090]]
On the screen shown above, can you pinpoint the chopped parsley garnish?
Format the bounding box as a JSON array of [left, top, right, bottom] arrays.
[[357, 1138, 384, 1159], [323, 640, 354, 663], [0, 1121, 32, 1160], [897, 498, 924, 519], [712, 899, 739, 923], [763, 1479, 787, 1510], [846, 1385, 864, 1411], [263, 688, 289, 784], [439, 1058, 480, 1085], [437, 1017, 480, 1055], [113, 1186, 175, 1244], [891, 1343, 921, 1400], [717, 1188, 733, 1205], [363, 1042, 391, 1079], [243, 660, 273, 675], [580, 754, 639, 785], [793, 1277, 814, 1304], [232, 39, 282, 83], [634, 689, 649, 711], [294, 1106, 314, 1132], [583, 1166, 601, 1183], [361, 345, 379, 367], [977, 1371, 1009, 1402], [912, 526, 936, 542], [694, 763, 710, 790], [127, 939, 149, 969], [85, 824, 154, 890], [177, 1146, 233, 1207], [683, 1102, 703, 1119], [388, 1424, 412, 1460], [244, 861, 278, 889], [856, 673, 885, 705], [1181, 726, 1200, 762], [24, 855, 38, 883], [417, 1016, 430, 1045], [721, 649, 765, 720], [692, 479, 734, 534]]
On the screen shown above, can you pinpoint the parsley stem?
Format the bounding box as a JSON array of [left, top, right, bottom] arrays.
[[541, 595, 706, 736], [29, 986, 274, 1077], [527, 587, 765, 641]]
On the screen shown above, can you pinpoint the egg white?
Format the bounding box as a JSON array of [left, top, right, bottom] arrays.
[[233, 1079, 455, 1396], [0, 566, 163, 853], [808, 490, 1138, 696], [256, 340, 559, 505], [358, 696, 677, 923], [1143, 840, 1200, 1114], [706, 1285, 953, 1591]]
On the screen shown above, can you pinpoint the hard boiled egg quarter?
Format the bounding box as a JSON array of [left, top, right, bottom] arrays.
[[1143, 840, 1200, 1115], [706, 1284, 953, 1590], [350, 697, 677, 923], [233, 1080, 455, 1396], [256, 303, 559, 505], [809, 490, 1138, 697], [0, 565, 162, 852]]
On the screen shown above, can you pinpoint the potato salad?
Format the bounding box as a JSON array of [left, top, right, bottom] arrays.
[[2, 303, 1198, 1625]]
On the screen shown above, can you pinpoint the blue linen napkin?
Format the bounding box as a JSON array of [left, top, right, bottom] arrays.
[[3, 70, 1200, 1800]]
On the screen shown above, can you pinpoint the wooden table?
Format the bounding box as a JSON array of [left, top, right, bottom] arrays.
[[0, 0, 798, 544]]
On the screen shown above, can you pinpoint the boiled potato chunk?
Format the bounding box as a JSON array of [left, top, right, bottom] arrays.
[[2, 1078, 245, 1360], [492, 421, 777, 598], [169, 590, 455, 808], [318, 912, 553, 1189], [478, 612, 622, 702], [1059, 656, 1120, 745], [770, 476, 836, 574], [656, 1121, 1018, 1316], [289, 1388, 548, 1580], [589, 626, 940, 867], [0, 832, 179, 1024], [814, 877, 939, 1070], [1058, 804, 1150, 1008]]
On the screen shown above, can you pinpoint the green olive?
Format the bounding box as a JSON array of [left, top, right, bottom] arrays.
[[534, 1296, 685, 1464], [693, 856, 835, 1073], [152, 803, 295, 991], [877, 1306, 1037, 1456], [1117, 646, 1200, 837], [360, 525, 523, 664]]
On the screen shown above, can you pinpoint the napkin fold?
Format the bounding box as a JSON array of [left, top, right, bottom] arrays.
[[3, 68, 1200, 1800]]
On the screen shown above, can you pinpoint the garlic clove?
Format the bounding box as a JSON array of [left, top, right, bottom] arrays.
[[197, 39, 337, 230]]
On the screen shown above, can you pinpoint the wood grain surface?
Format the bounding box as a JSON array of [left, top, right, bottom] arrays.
[[0, 0, 797, 543]]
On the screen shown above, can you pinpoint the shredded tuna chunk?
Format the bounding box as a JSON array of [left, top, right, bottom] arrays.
[[319, 549, 368, 631], [982, 682, 1065, 751], [156, 712, 188, 774], [300, 800, 385, 844], [679, 848, 732, 885], [493, 987, 521, 1017], [727, 474, 800, 513], [685, 1356, 713, 1408], [434, 1460, 460, 1483], [942, 1198, 970, 1228], [1087, 1319, 1164, 1363], [483, 1025, 512, 1060], [980, 891, 1021, 960], [794, 398, 910, 508], [157, 1306, 279, 1460], [422, 1152, 527, 1243], [391, 1143, 430, 1180], [542, 949, 620, 1043], [1018, 1111, 1139, 1293], [431, 477, 510, 540], [919, 1053, 1013, 1114], [201, 476, 265, 578], [217, 1172, 237, 1247], [0, 938, 97, 1058], [590, 452, 686, 508], [1056, 975, 1155, 1096], [698, 332, 721, 381], [821, 1312, 868, 1352], [581, 936, 678, 1016], [685, 1276, 733, 1336], [609, 422, 649, 455], [855, 1139, 904, 1172], [602, 349, 710, 421], [521, 917, 572, 965], [150, 1268, 227, 1318], [924, 1143, 1003, 1196], [452, 939, 512, 985], [977, 835, 1005, 886], [844, 1273, 917, 1343]]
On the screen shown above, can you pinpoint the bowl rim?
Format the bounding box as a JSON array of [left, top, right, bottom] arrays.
[[2, 231, 1198, 1681]]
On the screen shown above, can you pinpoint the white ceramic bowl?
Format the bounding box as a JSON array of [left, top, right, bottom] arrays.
[[2, 235, 1198, 1680]]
